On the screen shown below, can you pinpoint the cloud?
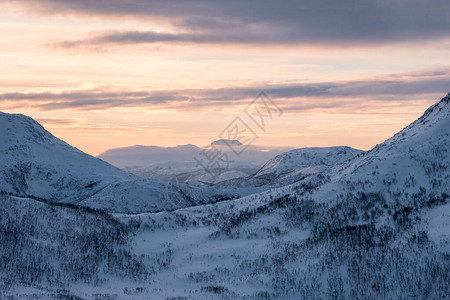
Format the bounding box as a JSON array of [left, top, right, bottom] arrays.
[[56, 30, 265, 49], [16, 0, 450, 46], [35, 118, 77, 125], [1, 68, 449, 112]]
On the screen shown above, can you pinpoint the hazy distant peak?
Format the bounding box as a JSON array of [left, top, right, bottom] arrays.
[[176, 143, 198, 149], [211, 139, 243, 146]]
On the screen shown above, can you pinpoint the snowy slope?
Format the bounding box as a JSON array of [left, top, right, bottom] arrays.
[[0, 194, 147, 298]]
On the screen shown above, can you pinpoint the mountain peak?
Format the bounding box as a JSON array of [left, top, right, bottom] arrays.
[[211, 139, 243, 146], [377, 93, 450, 149], [422, 92, 450, 116], [413, 92, 449, 125], [0, 111, 61, 148]]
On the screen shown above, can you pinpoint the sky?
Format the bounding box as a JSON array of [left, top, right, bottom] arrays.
[[1, 0, 449, 155]]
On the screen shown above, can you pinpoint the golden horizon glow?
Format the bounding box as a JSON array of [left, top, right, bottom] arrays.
[[1, 2, 449, 155]]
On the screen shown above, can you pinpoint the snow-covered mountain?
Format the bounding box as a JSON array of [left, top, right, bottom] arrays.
[[217, 146, 363, 188], [0, 111, 134, 201], [313, 91, 450, 206], [1, 94, 449, 299], [255, 146, 362, 178], [0, 112, 239, 213]]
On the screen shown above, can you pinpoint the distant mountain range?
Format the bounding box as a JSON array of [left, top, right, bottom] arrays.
[[98, 140, 291, 168], [97, 139, 293, 183]]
